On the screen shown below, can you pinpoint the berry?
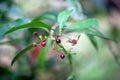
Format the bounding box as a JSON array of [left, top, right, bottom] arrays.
[[60, 53, 65, 59], [41, 41, 46, 47], [56, 38, 61, 44], [33, 42, 37, 47], [33, 32, 38, 36], [71, 39, 77, 45]]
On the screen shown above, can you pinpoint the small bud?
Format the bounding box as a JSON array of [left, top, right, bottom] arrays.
[[33, 42, 37, 47], [33, 32, 38, 36], [41, 41, 46, 47], [71, 39, 77, 45], [60, 53, 65, 59]]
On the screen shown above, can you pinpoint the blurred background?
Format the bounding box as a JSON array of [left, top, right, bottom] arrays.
[[0, 0, 120, 80]]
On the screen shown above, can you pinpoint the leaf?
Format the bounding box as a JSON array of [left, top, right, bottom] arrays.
[[66, 18, 99, 30], [67, 72, 74, 80], [66, 29, 112, 40], [4, 21, 51, 35], [58, 10, 73, 32], [80, 29, 112, 40], [33, 12, 57, 21], [66, 0, 84, 20], [11, 44, 33, 66], [87, 34, 98, 50], [38, 40, 51, 69], [0, 18, 29, 40], [0, 39, 25, 45]]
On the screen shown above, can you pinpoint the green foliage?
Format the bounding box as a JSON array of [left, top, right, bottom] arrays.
[[67, 72, 74, 80], [1, 9, 112, 80], [38, 40, 51, 69], [87, 34, 98, 50], [11, 44, 33, 66], [2, 9, 112, 67], [0, 39, 25, 45], [79, 29, 111, 40], [66, 29, 111, 40], [64, 17, 110, 40], [58, 10, 73, 32], [33, 12, 57, 22], [66, 0, 84, 20], [66, 19, 99, 29], [0, 19, 28, 40], [0, 0, 116, 79], [4, 21, 51, 35]]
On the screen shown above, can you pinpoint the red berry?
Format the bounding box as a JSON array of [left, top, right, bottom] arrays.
[[33, 32, 38, 36], [33, 42, 37, 47], [41, 41, 46, 47], [71, 39, 77, 45], [60, 53, 65, 59], [56, 38, 61, 44]]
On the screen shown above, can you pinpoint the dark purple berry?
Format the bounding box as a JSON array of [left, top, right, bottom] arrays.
[[71, 39, 77, 45], [60, 53, 65, 59], [33, 42, 37, 47], [41, 41, 46, 47], [56, 38, 61, 44], [33, 32, 38, 36]]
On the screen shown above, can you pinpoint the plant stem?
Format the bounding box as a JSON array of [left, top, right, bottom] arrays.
[[68, 54, 73, 71], [37, 35, 42, 42], [58, 44, 73, 71]]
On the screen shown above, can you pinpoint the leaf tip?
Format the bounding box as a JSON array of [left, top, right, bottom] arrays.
[[11, 60, 14, 66], [11, 57, 16, 66]]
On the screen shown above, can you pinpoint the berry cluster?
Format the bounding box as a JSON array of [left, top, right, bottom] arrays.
[[32, 31, 80, 59], [32, 32, 47, 47]]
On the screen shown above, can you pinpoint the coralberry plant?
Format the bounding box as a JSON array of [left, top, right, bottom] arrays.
[[3, 9, 111, 79]]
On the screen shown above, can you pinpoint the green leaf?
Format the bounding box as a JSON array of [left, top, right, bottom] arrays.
[[0, 18, 29, 40], [58, 10, 73, 32], [80, 29, 111, 40], [33, 12, 57, 21], [66, 29, 112, 40], [38, 40, 51, 70], [67, 72, 74, 80], [0, 39, 25, 45], [4, 21, 51, 35], [66, 0, 84, 20], [87, 34, 98, 50], [11, 44, 33, 66], [66, 19, 99, 30]]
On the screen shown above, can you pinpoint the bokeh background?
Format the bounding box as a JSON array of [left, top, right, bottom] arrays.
[[0, 0, 120, 80]]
